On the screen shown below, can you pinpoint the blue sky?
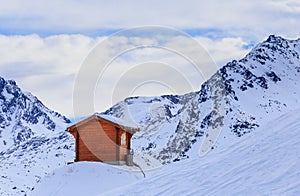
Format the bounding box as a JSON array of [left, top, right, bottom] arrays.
[[0, 0, 299, 117]]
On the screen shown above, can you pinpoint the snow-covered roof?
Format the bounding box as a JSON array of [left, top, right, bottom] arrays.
[[67, 113, 139, 132], [96, 113, 139, 130]]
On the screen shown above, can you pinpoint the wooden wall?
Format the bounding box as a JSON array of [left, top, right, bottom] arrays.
[[69, 117, 133, 163]]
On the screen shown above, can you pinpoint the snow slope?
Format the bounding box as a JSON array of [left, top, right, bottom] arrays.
[[111, 109, 300, 195], [31, 162, 143, 196], [32, 109, 300, 195]]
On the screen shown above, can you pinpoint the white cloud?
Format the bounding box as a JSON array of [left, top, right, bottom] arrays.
[[0, 0, 297, 118], [0, 34, 251, 117], [0, 34, 99, 117], [271, 0, 300, 13], [0, 0, 299, 40], [196, 37, 251, 66]]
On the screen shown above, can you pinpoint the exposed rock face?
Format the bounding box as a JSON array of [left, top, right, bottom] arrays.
[[104, 35, 300, 164]]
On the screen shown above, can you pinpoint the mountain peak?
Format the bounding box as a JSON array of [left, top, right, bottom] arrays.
[[102, 35, 300, 165], [0, 76, 71, 151], [266, 34, 285, 43]]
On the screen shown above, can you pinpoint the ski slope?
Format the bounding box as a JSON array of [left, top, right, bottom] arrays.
[[32, 109, 300, 195]]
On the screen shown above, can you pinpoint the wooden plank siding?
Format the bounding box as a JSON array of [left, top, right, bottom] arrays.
[[67, 115, 137, 163]]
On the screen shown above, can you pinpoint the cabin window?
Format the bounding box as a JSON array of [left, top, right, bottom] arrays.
[[121, 132, 126, 146]]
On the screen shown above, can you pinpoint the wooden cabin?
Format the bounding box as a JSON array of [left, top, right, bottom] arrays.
[[66, 114, 139, 165]]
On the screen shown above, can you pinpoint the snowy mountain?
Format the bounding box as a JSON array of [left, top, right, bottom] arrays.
[[104, 35, 300, 165], [32, 108, 300, 195], [32, 35, 300, 195], [0, 77, 71, 151], [2, 35, 300, 195], [0, 77, 74, 195]]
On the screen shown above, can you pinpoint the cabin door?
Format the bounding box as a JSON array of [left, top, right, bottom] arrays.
[[121, 132, 127, 146], [118, 130, 128, 162]]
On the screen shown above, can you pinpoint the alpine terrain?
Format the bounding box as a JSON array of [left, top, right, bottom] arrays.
[[0, 77, 74, 195], [1, 35, 300, 195], [104, 35, 300, 166]]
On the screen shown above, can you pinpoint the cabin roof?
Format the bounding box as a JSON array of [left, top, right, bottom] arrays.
[[66, 113, 139, 133]]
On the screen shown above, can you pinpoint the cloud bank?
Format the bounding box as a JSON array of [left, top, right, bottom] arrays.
[[0, 0, 299, 40], [0, 34, 250, 117], [0, 0, 299, 117]]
